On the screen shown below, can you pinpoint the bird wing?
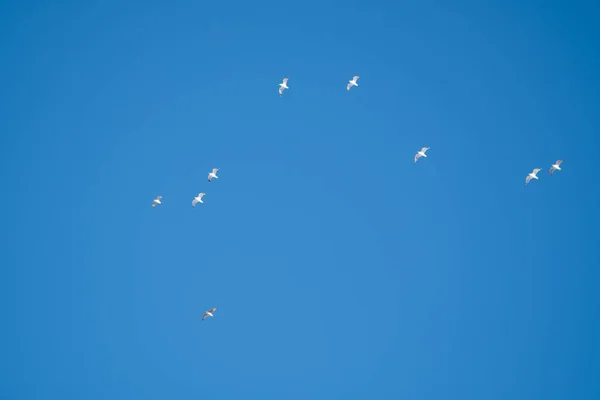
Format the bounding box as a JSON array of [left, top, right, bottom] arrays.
[[156, 196, 163, 200], [279, 86, 284, 95], [192, 198, 198, 207], [353, 75, 360, 82], [212, 168, 219, 174], [209, 307, 217, 313], [533, 168, 541, 174], [346, 82, 352, 91], [526, 175, 532, 184], [282, 77, 288, 85], [550, 166, 556, 175], [421, 147, 429, 153], [201, 312, 208, 320], [199, 193, 205, 199], [208, 174, 212, 182], [414, 153, 421, 163], [556, 160, 563, 166]]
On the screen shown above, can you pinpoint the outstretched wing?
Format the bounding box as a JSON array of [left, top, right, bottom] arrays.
[[192, 198, 198, 207], [282, 77, 288, 85], [201, 312, 208, 320], [212, 168, 219, 174], [156, 196, 163, 200], [533, 168, 541, 174], [279, 86, 284, 95], [526, 175, 532, 184], [556, 160, 563, 166], [414, 153, 421, 163], [421, 147, 429, 153], [353, 75, 360, 82], [208, 174, 212, 182], [550, 166, 556, 175], [209, 307, 217, 313], [347, 82, 352, 91]]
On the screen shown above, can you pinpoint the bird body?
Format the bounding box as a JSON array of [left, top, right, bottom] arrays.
[[526, 168, 541, 184], [279, 77, 289, 96], [192, 193, 206, 207], [208, 168, 219, 182], [550, 160, 563, 175], [347, 75, 360, 91], [414, 147, 430, 163], [152, 196, 163, 209], [202, 307, 217, 321]]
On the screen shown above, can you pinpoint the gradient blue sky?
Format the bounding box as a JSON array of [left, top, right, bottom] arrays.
[[1, 1, 599, 399]]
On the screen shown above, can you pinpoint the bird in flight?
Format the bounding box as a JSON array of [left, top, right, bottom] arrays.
[[347, 75, 360, 91], [208, 168, 219, 182], [192, 193, 206, 207], [279, 77, 289, 96], [526, 168, 541, 184], [152, 196, 163, 209], [414, 147, 430, 163], [550, 160, 563, 175], [202, 307, 217, 321]]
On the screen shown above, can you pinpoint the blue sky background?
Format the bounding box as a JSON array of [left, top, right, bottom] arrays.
[[1, 1, 599, 399]]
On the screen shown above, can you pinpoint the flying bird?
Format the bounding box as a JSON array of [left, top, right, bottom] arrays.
[[278, 77, 289, 96], [208, 168, 219, 182], [152, 196, 163, 209], [550, 160, 563, 175], [192, 193, 206, 207], [526, 168, 542, 184], [347, 75, 360, 91], [202, 307, 217, 321], [414, 147, 430, 163]]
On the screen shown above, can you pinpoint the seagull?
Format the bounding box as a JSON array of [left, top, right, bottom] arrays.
[[202, 307, 217, 321], [278, 77, 289, 96], [152, 196, 163, 209], [550, 160, 563, 175], [208, 168, 219, 182], [347, 75, 360, 91], [414, 147, 430, 163], [192, 193, 206, 207], [526, 168, 542, 184]]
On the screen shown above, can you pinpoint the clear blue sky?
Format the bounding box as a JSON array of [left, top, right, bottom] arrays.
[[1, 1, 599, 399]]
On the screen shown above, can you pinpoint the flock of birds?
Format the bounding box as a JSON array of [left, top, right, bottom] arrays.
[[150, 75, 566, 323], [526, 160, 565, 183]]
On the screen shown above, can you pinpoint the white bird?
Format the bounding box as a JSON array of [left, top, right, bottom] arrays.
[[526, 168, 542, 184], [208, 168, 219, 182], [192, 193, 206, 207], [347, 75, 360, 91], [550, 160, 563, 175], [202, 307, 217, 321], [414, 147, 430, 163], [152, 196, 163, 209], [278, 77, 289, 96]]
